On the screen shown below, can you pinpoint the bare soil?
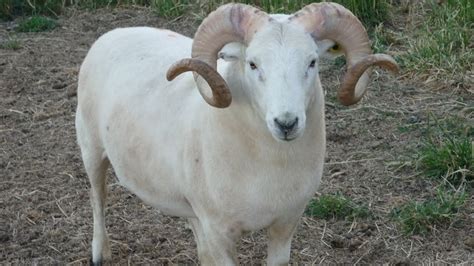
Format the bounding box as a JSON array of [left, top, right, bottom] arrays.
[[1, 6, 473, 265]]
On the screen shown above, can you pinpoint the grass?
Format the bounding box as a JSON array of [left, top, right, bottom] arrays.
[[1, 0, 390, 27], [305, 194, 370, 220], [370, 23, 397, 54], [415, 116, 473, 187], [0, 0, 63, 19], [187, 0, 390, 26], [393, 115, 471, 235], [391, 188, 467, 235], [0, 37, 21, 50], [76, 0, 152, 10], [0, 0, 152, 20], [16, 15, 58, 32], [152, 0, 191, 19], [399, 0, 473, 89]]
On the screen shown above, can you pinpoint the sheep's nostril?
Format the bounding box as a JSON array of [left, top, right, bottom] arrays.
[[274, 117, 298, 135]]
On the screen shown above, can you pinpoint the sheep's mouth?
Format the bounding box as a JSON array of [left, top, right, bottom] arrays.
[[272, 131, 300, 142]]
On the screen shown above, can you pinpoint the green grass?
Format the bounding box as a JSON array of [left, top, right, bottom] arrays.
[[0, 0, 152, 20], [0, 37, 21, 50], [399, 0, 473, 89], [305, 194, 370, 220], [370, 23, 396, 54], [190, 0, 389, 27], [0, 0, 63, 20], [152, 0, 191, 18], [397, 124, 419, 134], [415, 116, 473, 186], [391, 188, 467, 235], [77, 0, 152, 10], [392, 116, 471, 235], [16, 15, 58, 32], [1, 0, 390, 28]]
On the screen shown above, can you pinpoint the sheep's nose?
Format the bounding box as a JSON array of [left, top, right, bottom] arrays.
[[274, 117, 298, 135]]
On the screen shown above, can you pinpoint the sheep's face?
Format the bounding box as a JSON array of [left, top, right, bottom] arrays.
[[221, 21, 330, 141]]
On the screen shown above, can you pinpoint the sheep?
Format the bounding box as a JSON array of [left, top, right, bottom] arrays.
[[75, 2, 398, 265]]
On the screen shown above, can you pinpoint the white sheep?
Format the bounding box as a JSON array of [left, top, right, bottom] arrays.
[[76, 3, 398, 265]]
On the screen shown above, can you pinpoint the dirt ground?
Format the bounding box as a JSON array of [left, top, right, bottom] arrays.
[[1, 6, 473, 265]]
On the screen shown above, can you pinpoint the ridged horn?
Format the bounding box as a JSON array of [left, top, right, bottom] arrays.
[[167, 3, 269, 108], [290, 2, 399, 105]]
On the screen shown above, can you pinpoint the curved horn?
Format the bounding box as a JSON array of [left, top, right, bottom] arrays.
[[339, 54, 399, 105], [167, 4, 269, 108], [290, 3, 399, 106], [167, 59, 231, 108]]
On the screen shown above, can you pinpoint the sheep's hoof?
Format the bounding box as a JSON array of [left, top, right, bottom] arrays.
[[89, 257, 103, 266]]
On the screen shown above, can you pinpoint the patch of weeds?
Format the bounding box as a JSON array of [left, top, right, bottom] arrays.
[[305, 194, 370, 220], [2, 0, 391, 28], [333, 57, 346, 68], [78, 0, 153, 10], [334, 0, 390, 29], [16, 15, 58, 32], [0, 37, 21, 50], [399, 0, 473, 88], [416, 116, 473, 186], [0, 0, 154, 19], [397, 123, 420, 134], [151, 0, 191, 18], [391, 188, 467, 235], [152, 0, 390, 27], [397, 126, 410, 133], [0, 0, 63, 20], [370, 23, 393, 54]]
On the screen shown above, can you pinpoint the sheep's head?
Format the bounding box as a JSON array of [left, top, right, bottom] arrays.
[[219, 22, 321, 141], [167, 3, 399, 141]]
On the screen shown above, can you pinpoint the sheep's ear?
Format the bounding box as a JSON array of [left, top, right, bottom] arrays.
[[218, 42, 244, 62], [316, 39, 344, 60]]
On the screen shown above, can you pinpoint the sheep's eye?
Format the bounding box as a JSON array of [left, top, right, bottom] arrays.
[[249, 62, 257, 70], [329, 44, 340, 52], [309, 60, 316, 68]]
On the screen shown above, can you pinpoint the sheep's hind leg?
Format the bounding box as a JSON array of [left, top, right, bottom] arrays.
[[80, 145, 111, 265]]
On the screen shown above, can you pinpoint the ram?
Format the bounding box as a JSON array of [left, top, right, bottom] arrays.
[[76, 2, 398, 265]]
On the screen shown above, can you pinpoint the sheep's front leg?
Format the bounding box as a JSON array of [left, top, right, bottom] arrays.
[[200, 220, 240, 266], [266, 217, 300, 266], [188, 218, 213, 265]]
